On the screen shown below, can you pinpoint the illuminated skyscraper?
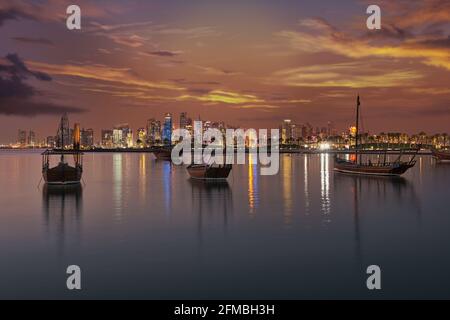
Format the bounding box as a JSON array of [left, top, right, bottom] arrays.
[[73, 123, 81, 149], [126, 131, 134, 148], [180, 112, 188, 130], [137, 128, 146, 147], [81, 128, 94, 148], [113, 128, 123, 147], [162, 113, 172, 145], [113, 124, 130, 147], [281, 119, 292, 144], [146, 118, 161, 145], [101, 129, 113, 148]]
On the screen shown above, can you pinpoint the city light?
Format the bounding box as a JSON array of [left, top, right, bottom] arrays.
[[319, 142, 331, 150]]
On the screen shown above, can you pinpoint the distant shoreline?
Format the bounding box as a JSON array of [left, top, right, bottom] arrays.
[[0, 147, 432, 155]]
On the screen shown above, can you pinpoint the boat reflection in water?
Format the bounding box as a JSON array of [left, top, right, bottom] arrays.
[[189, 179, 233, 240], [42, 184, 83, 253], [333, 173, 421, 263]]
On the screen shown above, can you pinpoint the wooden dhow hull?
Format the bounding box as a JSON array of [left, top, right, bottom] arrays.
[[187, 164, 232, 180], [334, 158, 415, 176], [43, 162, 82, 185], [152, 148, 172, 161], [432, 149, 450, 162]]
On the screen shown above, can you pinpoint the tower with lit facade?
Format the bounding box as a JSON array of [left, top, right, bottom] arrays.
[[162, 113, 172, 145]]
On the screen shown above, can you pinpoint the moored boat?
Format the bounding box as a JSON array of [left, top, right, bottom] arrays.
[[431, 148, 450, 162], [334, 95, 417, 176], [42, 114, 83, 185], [334, 157, 416, 176], [42, 150, 83, 185], [187, 163, 232, 180], [152, 146, 172, 161]]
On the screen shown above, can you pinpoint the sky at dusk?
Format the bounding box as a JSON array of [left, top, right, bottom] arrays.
[[0, 0, 450, 143]]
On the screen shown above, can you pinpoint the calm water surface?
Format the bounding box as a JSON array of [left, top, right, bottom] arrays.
[[1, 151, 450, 299]]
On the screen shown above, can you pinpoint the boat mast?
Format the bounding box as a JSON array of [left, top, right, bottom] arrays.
[[355, 95, 360, 164]]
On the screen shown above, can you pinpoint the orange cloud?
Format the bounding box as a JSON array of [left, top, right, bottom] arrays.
[[269, 62, 423, 88], [27, 60, 185, 91], [278, 18, 450, 71]]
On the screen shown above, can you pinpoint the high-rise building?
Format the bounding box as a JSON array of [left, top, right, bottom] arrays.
[[101, 129, 113, 148], [162, 113, 172, 145], [112, 128, 123, 147], [281, 119, 292, 144], [56, 113, 71, 148], [18, 130, 27, 146], [146, 119, 161, 145], [73, 123, 81, 149], [291, 124, 303, 144], [126, 131, 134, 148], [180, 112, 188, 130], [113, 124, 130, 147], [137, 128, 146, 147], [81, 128, 94, 148], [27, 130, 36, 146], [46, 136, 56, 148]]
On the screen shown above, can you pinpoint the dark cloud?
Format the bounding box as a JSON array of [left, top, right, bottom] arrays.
[[0, 53, 84, 116], [11, 36, 54, 46], [0, 98, 85, 116], [365, 24, 412, 40], [147, 50, 179, 57], [1, 53, 52, 81], [416, 36, 450, 48], [0, 7, 35, 27]]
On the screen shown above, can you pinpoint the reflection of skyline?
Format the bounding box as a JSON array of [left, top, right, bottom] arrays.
[[303, 155, 310, 216], [139, 153, 147, 202], [320, 154, 331, 219], [248, 153, 259, 216], [163, 161, 173, 215], [282, 155, 293, 225], [113, 153, 123, 223]]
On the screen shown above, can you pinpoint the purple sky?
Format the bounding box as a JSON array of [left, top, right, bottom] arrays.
[[1, 0, 450, 143]]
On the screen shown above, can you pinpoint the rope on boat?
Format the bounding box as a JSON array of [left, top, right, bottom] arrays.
[[37, 176, 43, 189]]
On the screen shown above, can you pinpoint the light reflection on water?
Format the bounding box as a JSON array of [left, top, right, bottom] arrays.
[[0, 151, 450, 299], [247, 152, 258, 216]]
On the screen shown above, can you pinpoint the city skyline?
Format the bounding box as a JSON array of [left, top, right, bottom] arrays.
[[1, 0, 450, 144], [6, 110, 449, 150]]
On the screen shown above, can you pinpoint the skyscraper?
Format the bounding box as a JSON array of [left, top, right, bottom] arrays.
[[112, 129, 122, 147], [56, 113, 71, 148], [281, 119, 292, 144], [180, 112, 188, 130], [146, 118, 161, 145], [162, 113, 172, 145], [114, 124, 130, 147], [81, 128, 94, 148], [73, 123, 81, 149], [101, 129, 113, 148], [27, 130, 36, 146], [137, 128, 147, 147], [46, 136, 56, 148], [17, 130, 27, 146]]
